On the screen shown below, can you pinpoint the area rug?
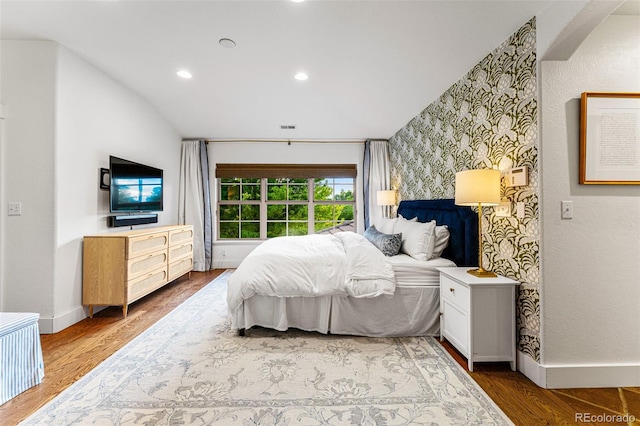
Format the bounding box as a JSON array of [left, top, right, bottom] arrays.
[[23, 270, 513, 425]]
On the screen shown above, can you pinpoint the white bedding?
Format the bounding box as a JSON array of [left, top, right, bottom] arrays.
[[227, 232, 396, 316], [386, 254, 456, 286]]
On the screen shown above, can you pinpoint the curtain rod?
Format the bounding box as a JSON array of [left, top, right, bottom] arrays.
[[202, 138, 370, 144]]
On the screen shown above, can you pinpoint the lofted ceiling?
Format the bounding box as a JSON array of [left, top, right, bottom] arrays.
[[1, 1, 635, 141]]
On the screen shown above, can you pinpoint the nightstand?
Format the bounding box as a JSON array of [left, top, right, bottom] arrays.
[[439, 267, 519, 372]]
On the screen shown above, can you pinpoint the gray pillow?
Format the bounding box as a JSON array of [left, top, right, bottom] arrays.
[[364, 225, 402, 257]]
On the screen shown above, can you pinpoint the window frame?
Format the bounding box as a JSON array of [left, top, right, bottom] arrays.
[[216, 164, 357, 241]]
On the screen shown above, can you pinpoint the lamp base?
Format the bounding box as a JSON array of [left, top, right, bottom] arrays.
[[466, 268, 497, 278]]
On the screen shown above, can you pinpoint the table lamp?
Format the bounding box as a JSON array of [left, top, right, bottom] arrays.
[[455, 169, 500, 277]]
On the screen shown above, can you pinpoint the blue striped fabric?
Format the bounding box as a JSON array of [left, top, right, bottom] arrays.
[[0, 313, 45, 405]]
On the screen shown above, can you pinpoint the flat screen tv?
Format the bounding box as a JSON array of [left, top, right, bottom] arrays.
[[109, 156, 163, 213]]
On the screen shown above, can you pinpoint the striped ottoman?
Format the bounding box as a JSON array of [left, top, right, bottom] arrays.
[[0, 313, 45, 405]]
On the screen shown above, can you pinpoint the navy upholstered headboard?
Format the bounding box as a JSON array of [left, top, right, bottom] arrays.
[[397, 199, 478, 267]]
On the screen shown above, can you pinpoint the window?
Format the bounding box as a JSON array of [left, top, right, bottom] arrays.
[[216, 164, 356, 240]]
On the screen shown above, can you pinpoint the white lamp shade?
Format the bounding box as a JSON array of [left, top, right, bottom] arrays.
[[376, 190, 396, 206], [455, 169, 500, 206]]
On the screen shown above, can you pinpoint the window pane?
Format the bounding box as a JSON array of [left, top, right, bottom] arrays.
[[220, 205, 239, 220], [288, 204, 307, 220], [289, 184, 308, 201], [267, 204, 286, 220], [241, 204, 260, 220], [314, 204, 334, 221], [242, 184, 261, 201], [289, 222, 308, 236], [219, 222, 239, 239], [334, 178, 355, 201], [337, 204, 354, 221], [314, 179, 332, 201], [267, 180, 287, 201], [267, 222, 286, 238], [220, 184, 240, 201], [240, 222, 260, 238]]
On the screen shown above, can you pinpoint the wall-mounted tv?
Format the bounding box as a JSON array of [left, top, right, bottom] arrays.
[[110, 156, 163, 213]]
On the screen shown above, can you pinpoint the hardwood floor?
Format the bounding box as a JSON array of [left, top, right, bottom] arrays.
[[1, 268, 638, 426]]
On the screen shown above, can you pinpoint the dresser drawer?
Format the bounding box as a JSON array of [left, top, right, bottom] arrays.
[[126, 232, 169, 259], [168, 242, 193, 263], [127, 267, 168, 302], [169, 227, 194, 246], [440, 275, 470, 308], [127, 250, 167, 280], [168, 257, 193, 281]]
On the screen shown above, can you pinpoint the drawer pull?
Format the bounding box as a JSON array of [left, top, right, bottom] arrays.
[[450, 288, 455, 293]]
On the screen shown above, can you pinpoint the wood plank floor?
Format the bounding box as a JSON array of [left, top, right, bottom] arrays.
[[1, 269, 638, 425]]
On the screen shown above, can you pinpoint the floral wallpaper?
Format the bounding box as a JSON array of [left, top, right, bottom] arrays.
[[388, 18, 540, 361]]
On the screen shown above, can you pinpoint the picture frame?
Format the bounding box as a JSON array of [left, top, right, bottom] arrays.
[[580, 92, 640, 185]]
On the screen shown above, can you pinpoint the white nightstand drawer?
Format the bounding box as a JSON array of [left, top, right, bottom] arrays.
[[439, 267, 518, 372], [440, 274, 470, 308], [441, 299, 469, 356]]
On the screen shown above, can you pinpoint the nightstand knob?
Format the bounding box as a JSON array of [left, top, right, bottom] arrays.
[[449, 287, 455, 293]]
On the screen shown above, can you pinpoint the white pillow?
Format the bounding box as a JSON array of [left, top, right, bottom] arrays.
[[375, 217, 398, 235], [375, 215, 416, 234], [431, 225, 450, 259], [393, 218, 436, 261]]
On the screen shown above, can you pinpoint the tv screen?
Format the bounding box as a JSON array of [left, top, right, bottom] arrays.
[[109, 156, 163, 213]]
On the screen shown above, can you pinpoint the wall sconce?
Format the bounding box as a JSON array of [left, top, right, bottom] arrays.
[[455, 169, 500, 277], [376, 189, 397, 219]]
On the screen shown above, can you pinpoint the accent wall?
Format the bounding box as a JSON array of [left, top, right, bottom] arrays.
[[388, 19, 540, 361]]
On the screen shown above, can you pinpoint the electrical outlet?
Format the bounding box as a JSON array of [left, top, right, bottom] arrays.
[[495, 200, 511, 217], [8, 202, 22, 216], [221, 249, 227, 257]]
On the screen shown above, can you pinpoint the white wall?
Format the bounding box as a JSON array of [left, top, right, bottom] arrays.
[[207, 141, 365, 267], [1, 41, 182, 332], [540, 15, 640, 387], [0, 41, 57, 318]]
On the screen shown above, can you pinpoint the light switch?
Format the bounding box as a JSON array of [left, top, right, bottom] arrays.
[[561, 201, 573, 219], [516, 202, 525, 218], [8, 202, 22, 216]]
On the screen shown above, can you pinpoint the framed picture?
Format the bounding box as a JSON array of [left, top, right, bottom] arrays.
[[580, 92, 640, 184]]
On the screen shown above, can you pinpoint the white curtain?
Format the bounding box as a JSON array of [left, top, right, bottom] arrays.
[[178, 140, 212, 271], [363, 140, 391, 229]]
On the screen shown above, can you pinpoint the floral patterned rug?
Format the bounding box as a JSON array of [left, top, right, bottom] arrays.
[[23, 271, 513, 425]]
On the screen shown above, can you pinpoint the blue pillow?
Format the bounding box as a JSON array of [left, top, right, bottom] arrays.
[[364, 225, 402, 257]]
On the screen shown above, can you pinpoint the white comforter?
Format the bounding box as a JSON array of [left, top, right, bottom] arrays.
[[227, 232, 396, 314]]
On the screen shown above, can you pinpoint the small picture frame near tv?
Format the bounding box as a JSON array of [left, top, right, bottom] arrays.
[[109, 156, 163, 213]]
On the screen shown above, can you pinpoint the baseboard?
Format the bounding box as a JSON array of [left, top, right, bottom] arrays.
[[518, 350, 546, 387], [517, 350, 640, 389], [38, 306, 87, 334], [544, 363, 640, 389], [213, 257, 241, 269]]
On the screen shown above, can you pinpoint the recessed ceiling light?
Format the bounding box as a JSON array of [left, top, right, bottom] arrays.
[[219, 38, 236, 48], [294, 72, 308, 81], [177, 70, 192, 79]]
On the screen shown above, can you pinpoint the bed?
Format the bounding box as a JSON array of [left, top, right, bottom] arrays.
[[227, 199, 478, 337]]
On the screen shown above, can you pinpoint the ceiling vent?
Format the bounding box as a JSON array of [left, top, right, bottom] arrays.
[[280, 125, 296, 130]]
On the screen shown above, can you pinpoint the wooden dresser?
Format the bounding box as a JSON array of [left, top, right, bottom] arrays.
[[82, 225, 194, 317]]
